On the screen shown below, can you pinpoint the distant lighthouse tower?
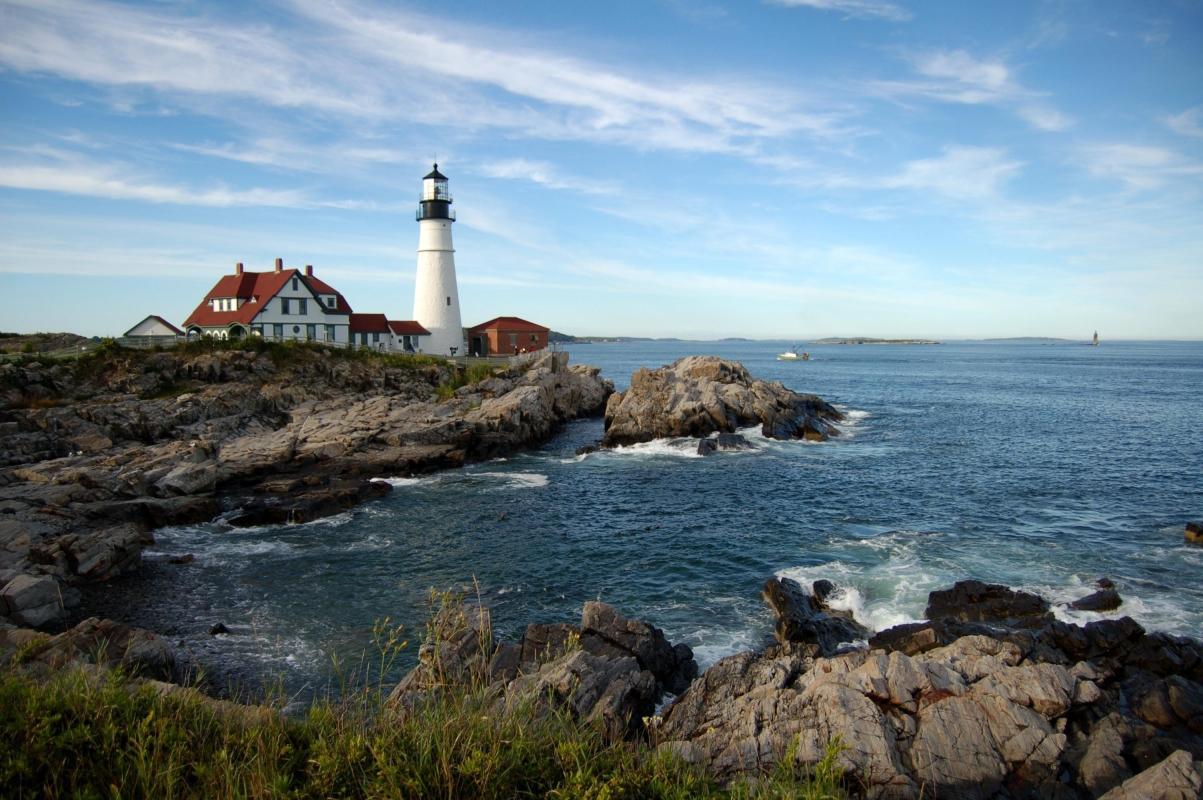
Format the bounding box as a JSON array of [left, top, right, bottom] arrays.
[[412, 164, 464, 356]]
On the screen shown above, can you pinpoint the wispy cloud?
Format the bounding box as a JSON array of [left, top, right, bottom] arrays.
[[475, 159, 618, 195], [768, 0, 911, 22], [1079, 143, 1203, 190], [0, 161, 308, 207], [0, 0, 850, 159], [1165, 106, 1203, 139], [870, 49, 1073, 131]]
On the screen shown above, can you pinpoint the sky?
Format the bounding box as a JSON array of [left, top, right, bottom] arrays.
[[0, 0, 1201, 340]]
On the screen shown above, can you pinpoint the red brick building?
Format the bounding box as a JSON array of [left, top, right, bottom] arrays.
[[467, 316, 550, 356]]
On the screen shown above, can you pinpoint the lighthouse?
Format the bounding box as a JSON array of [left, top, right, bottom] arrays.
[[412, 164, 464, 356]]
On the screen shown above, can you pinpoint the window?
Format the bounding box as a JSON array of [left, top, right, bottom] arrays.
[[281, 298, 291, 315], [508, 333, 518, 348], [273, 323, 283, 338], [298, 298, 307, 315], [291, 277, 298, 291], [530, 334, 537, 342], [372, 332, 380, 343], [325, 324, 335, 341], [446, 296, 451, 306], [306, 324, 316, 340], [292, 325, 301, 335]]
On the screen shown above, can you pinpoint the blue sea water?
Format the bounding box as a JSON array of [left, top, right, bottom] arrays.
[[113, 340, 1203, 694]]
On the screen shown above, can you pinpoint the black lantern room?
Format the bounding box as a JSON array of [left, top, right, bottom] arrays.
[[416, 163, 455, 221]]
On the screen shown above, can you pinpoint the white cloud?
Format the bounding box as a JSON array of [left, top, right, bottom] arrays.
[[475, 159, 618, 195], [768, 0, 911, 22], [0, 0, 850, 158], [1079, 143, 1203, 190], [0, 161, 309, 207], [884, 146, 1023, 199], [1165, 107, 1203, 139], [870, 49, 1073, 131]]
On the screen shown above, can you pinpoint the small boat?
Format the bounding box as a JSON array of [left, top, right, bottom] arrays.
[[778, 346, 810, 361], [1092, 331, 1099, 346]]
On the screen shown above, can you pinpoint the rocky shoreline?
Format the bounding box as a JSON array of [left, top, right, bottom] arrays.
[[379, 578, 1203, 799], [3, 346, 1200, 797], [0, 342, 612, 630]]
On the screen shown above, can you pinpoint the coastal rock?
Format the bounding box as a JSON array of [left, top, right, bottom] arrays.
[[1186, 521, 1202, 544], [697, 432, 753, 455], [762, 576, 870, 656], [580, 601, 697, 695], [520, 622, 579, 666], [0, 345, 614, 635], [0, 616, 175, 679], [506, 650, 658, 741], [1098, 750, 1203, 800], [601, 356, 841, 447], [224, 478, 391, 527], [652, 580, 1203, 797], [924, 579, 1051, 624], [389, 599, 694, 740], [1071, 587, 1123, 612], [1, 573, 65, 628]]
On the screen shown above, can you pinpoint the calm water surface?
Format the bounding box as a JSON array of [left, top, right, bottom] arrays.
[[90, 340, 1203, 696]]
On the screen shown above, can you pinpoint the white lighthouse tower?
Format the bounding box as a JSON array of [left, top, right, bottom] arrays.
[[412, 164, 464, 356]]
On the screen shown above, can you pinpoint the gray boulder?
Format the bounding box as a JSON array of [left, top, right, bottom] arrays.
[[1071, 587, 1123, 612], [925, 579, 1051, 624], [602, 356, 841, 447], [762, 576, 870, 656], [1, 573, 65, 628], [580, 601, 697, 695], [1099, 749, 1203, 800]]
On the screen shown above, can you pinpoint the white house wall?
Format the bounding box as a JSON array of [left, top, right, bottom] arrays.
[[127, 318, 180, 337], [252, 277, 349, 342]]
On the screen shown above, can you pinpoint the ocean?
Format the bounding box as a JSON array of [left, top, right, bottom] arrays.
[[87, 339, 1203, 697]]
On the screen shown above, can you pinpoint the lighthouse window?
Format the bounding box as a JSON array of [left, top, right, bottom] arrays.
[[446, 296, 451, 306]]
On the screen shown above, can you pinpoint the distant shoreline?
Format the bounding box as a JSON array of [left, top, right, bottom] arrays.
[[813, 337, 942, 345]]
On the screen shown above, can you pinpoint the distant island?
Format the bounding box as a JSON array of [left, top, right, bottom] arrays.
[[814, 337, 942, 345], [981, 337, 1073, 343]]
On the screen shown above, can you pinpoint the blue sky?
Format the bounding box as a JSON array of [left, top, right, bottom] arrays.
[[1, 0, 1201, 339]]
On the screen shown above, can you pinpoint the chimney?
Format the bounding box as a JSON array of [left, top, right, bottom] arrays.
[[274, 257, 283, 273], [305, 264, 313, 277], [235, 261, 244, 275]]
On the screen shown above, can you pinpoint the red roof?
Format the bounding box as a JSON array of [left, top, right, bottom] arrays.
[[183, 267, 353, 329], [306, 274, 353, 314], [388, 320, 431, 335], [468, 316, 549, 333], [349, 313, 391, 334]]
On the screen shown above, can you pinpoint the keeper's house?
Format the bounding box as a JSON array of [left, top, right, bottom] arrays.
[[467, 316, 550, 356], [183, 259, 429, 353]]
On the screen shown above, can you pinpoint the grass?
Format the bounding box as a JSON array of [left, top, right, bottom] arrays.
[[436, 362, 498, 399], [0, 600, 849, 799]]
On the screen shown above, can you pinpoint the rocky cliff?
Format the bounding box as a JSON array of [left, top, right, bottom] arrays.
[[601, 356, 843, 447], [0, 343, 612, 628], [387, 580, 1203, 799]]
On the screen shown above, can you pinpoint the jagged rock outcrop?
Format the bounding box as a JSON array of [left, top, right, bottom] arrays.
[[389, 599, 696, 742], [656, 580, 1203, 799], [1, 615, 176, 680], [762, 576, 870, 656], [601, 356, 842, 447], [0, 347, 613, 628]]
